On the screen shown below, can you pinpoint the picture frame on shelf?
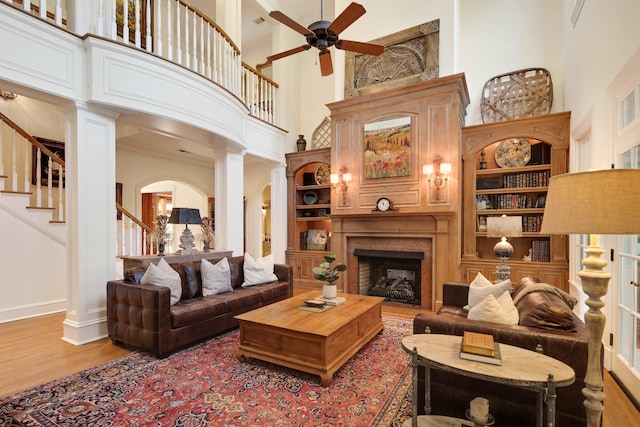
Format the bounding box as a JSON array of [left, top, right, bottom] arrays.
[[535, 194, 547, 208], [476, 194, 492, 210], [477, 215, 488, 232]]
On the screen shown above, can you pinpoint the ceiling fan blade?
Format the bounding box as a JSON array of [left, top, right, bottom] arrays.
[[326, 2, 366, 35], [269, 11, 314, 37], [319, 50, 333, 76], [336, 39, 384, 56], [267, 45, 311, 62]]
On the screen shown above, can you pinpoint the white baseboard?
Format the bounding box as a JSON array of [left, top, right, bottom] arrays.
[[0, 300, 66, 323]]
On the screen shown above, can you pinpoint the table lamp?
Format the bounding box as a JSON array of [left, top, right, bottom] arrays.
[[486, 215, 522, 281], [540, 168, 640, 427], [168, 207, 202, 254]]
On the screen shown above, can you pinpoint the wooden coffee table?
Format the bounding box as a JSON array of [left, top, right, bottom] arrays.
[[234, 291, 384, 386]]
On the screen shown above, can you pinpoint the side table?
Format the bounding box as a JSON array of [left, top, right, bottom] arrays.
[[401, 334, 575, 427]]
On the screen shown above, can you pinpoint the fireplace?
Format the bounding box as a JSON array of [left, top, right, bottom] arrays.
[[331, 212, 454, 310], [355, 249, 423, 306]]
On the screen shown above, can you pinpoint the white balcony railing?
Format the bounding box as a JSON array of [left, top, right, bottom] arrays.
[[3, 0, 278, 126]]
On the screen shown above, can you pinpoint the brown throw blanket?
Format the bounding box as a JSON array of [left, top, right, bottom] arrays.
[[513, 280, 577, 309]]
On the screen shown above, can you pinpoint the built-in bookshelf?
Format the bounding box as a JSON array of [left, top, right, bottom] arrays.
[[460, 112, 570, 291], [285, 148, 332, 289]]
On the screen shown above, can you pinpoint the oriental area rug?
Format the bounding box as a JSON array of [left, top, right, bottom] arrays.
[[1, 316, 414, 426]]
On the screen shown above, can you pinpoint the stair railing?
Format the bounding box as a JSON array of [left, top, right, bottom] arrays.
[[116, 202, 154, 256], [0, 111, 65, 222], [0, 112, 155, 257]]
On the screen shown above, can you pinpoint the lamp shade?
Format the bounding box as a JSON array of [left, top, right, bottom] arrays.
[[168, 208, 202, 225], [540, 169, 640, 235], [486, 215, 522, 238]]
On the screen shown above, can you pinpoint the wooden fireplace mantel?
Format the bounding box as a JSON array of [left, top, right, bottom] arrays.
[[331, 212, 454, 310]]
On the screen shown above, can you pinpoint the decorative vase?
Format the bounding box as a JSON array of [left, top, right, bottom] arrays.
[[296, 135, 307, 152], [322, 284, 337, 300], [158, 242, 165, 256]]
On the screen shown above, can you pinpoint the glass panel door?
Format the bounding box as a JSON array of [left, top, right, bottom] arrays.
[[612, 145, 640, 401]]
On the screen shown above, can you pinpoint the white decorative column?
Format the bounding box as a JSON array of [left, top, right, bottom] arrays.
[[213, 145, 245, 256], [62, 102, 118, 345], [270, 162, 287, 264]]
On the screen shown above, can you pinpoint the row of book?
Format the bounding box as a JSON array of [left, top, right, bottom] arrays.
[[502, 170, 551, 189], [521, 215, 544, 232], [531, 239, 551, 262]]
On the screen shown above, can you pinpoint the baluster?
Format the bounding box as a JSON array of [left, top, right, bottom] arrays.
[[156, 0, 163, 54], [22, 0, 30, 12], [39, 0, 46, 19], [123, 0, 129, 44], [166, 0, 172, 60], [11, 131, 17, 192], [145, 0, 152, 52], [212, 30, 218, 83], [134, 0, 141, 47], [47, 157, 53, 208], [111, 0, 117, 40], [206, 24, 211, 79], [57, 165, 63, 216], [0, 120, 4, 177], [35, 149, 42, 206], [47, 157, 53, 207], [176, 2, 181, 64], [198, 13, 203, 73], [55, 0, 61, 26], [118, 216, 125, 256], [97, 0, 104, 36], [184, 5, 190, 69], [22, 136, 29, 192], [192, 10, 197, 71]]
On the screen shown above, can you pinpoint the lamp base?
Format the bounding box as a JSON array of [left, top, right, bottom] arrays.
[[179, 227, 196, 254], [495, 258, 511, 282]]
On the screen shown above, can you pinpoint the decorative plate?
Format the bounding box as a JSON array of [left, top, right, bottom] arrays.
[[315, 163, 331, 185], [303, 191, 318, 205], [494, 138, 531, 168]]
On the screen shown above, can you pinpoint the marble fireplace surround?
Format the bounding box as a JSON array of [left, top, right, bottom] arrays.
[[332, 212, 453, 311]]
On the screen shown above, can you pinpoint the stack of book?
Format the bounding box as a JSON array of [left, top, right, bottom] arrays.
[[320, 296, 346, 306], [459, 331, 502, 366]]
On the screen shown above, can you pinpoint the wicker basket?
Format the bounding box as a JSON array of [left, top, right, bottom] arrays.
[[481, 68, 553, 123]]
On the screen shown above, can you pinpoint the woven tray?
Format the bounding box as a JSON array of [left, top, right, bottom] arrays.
[[481, 68, 553, 123]]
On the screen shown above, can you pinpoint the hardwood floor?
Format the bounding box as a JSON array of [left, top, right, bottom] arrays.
[[1, 304, 639, 427]]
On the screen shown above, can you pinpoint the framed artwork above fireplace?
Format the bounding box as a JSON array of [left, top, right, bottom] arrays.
[[363, 116, 412, 179]]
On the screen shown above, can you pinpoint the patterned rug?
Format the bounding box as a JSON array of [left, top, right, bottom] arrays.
[[1, 316, 414, 426]]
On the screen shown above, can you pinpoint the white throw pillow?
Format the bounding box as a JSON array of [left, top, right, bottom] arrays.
[[468, 291, 519, 325], [464, 272, 512, 311], [141, 259, 182, 305], [201, 257, 233, 296], [242, 252, 278, 287]]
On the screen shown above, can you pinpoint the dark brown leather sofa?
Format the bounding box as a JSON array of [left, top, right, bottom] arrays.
[[412, 280, 596, 427], [107, 255, 292, 357]]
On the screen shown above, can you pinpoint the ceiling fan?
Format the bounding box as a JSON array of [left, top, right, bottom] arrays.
[[267, 1, 384, 76]]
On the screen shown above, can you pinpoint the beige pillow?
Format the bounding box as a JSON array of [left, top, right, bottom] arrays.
[[464, 272, 512, 310], [468, 291, 519, 325], [141, 258, 182, 305], [241, 252, 277, 287], [201, 257, 233, 296]]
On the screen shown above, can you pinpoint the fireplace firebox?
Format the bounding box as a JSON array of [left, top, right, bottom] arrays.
[[355, 249, 423, 306]]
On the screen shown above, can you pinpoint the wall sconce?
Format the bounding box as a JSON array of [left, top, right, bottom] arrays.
[[423, 156, 451, 202], [330, 166, 352, 204]]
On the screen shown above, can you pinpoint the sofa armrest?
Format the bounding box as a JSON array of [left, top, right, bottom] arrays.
[[274, 263, 294, 297], [107, 279, 172, 355], [442, 282, 470, 308]]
